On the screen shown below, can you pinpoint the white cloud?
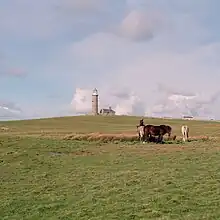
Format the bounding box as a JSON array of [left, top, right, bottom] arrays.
[[65, 24, 220, 118], [114, 93, 144, 116], [116, 9, 165, 41], [0, 100, 23, 120], [71, 88, 92, 113]]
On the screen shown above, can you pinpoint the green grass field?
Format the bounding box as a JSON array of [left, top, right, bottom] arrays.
[[1, 116, 220, 219]]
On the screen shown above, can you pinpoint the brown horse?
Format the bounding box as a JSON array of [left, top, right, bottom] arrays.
[[159, 124, 172, 139], [144, 124, 172, 143]]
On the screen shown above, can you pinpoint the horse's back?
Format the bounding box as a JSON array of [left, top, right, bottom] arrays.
[[144, 124, 154, 132], [145, 124, 153, 129], [145, 124, 162, 135]]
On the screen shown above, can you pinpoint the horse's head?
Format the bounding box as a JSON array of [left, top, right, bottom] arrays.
[[160, 124, 172, 135], [166, 125, 172, 134]]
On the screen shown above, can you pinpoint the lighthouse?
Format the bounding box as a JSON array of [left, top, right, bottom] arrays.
[[92, 88, 98, 115]]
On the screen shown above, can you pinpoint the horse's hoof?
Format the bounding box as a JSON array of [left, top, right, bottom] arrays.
[[143, 141, 146, 144]]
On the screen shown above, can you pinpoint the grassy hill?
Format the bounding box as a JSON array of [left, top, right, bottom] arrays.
[[0, 115, 219, 138], [1, 116, 220, 219]]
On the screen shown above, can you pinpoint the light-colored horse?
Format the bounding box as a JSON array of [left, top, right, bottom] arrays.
[[137, 125, 146, 143], [181, 125, 189, 142]]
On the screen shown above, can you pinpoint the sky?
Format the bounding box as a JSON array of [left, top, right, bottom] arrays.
[[1, 0, 220, 120]]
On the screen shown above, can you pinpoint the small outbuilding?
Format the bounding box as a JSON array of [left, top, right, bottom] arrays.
[[182, 115, 194, 120], [99, 106, 115, 116]]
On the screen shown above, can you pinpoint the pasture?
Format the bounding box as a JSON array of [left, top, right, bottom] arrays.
[[1, 116, 220, 219]]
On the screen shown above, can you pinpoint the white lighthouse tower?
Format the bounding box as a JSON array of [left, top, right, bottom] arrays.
[[92, 88, 99, 115]]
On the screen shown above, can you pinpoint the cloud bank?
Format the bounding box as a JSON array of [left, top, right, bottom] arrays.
[[1, 0, 220, 120]]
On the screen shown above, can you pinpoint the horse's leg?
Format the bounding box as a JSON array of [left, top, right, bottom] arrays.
[[137, 132, 142, 142], [157, 135, 160, 143], [158, 134, 163, 143], [183, 132, 186, 142], [139, 134, 142, 143], [140, 133, 145, 143], [142, 132, 146, 143], [160, 135, 163, 143], [148, 133, 152, 142], [185, 131, 187, 142], [169, 128, 172, 140], [156, 135, 160, 143], [145, 133, 148, 142], [142, 129, 146, 143], [145, 131, 149, 142], [161, 135, 164, 143], [142, 135, 146, 143], [186, 131, 189, 141], [168, 132, 171, 140]]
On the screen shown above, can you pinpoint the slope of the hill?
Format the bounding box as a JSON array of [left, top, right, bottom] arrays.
[[1, 116, 220, 219], [0, 115, 219, 138]]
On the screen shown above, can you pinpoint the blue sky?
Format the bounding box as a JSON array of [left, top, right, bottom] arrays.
[[1, 0, 220, 120]]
